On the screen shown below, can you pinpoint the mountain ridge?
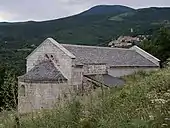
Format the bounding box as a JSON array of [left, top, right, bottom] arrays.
[[79, 5, 135, 16], [1, 5, 170, 71], [0, 5, 170, 48], [1, 5, 170, 24]]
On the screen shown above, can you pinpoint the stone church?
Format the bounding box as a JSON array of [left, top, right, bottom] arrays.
[[18, 38, 160, 113]]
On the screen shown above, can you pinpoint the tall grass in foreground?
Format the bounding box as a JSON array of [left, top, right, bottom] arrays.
[[1, 69, 170, 128]]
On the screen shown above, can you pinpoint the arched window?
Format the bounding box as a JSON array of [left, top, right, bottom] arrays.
[[58, 78, 63, 83], [51, 54, 55, 60], [20, 85, 26, 96]]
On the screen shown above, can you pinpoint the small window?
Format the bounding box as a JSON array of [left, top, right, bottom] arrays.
[[45, 54, 49, 59], [20, 85, 26, 96], [51, 55, 54, 60], [58, 78, 63, 83]]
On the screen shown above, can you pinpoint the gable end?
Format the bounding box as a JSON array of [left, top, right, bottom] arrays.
[[130, 45, 160, 67], [26, 38, 76, 59]]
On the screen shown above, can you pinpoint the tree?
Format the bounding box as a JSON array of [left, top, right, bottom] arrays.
[[2, 70, 18, 110], [140, 27, 170, 64], [0, 65, 6, 111], [0, 66, 18, 111]]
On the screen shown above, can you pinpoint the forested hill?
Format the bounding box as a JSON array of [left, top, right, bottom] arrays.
[[1, 5, 170, 49], [1, 5, 170, 72], [79, 5, 134, 16]]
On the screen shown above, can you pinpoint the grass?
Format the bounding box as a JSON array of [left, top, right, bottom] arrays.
[[0, 69, 170, 128]]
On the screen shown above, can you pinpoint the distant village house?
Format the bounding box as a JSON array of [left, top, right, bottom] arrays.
[[109, 35, 148, 48]]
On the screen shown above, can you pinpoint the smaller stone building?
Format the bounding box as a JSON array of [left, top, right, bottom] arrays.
[[18, 38, 160, 113]]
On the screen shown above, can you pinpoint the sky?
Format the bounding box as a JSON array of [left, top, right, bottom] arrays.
[[0, 0, 169, 22]]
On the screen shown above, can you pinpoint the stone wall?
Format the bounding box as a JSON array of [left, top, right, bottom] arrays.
[[26, 39, 73, 83], [71, 66, 83, 85], [83, 64, 107, 75], [108, 67, 159, 77], [18, 81, 72, 113]]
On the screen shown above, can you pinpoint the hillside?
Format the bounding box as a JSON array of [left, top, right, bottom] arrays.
[[79, 5, 134, 16], [1, 6, 170, 48], [1, 5, 170, 72], [1, 69, 170, 127]]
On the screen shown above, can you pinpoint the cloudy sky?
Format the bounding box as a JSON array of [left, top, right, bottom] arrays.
[[0, 0, 169, 22]]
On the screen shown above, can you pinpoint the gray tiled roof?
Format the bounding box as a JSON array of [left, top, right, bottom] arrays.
[[18, 60, 67, 83], [62, 44, 157, 67], [85, 74, 125, 87]]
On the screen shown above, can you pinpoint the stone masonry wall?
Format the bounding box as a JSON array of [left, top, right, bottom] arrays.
[[83, 64, 107, 75], [18, 81, 72, 113], [71, 66, 83, 85], [26, 39, 73, 82], [108, 67, 159, 77]]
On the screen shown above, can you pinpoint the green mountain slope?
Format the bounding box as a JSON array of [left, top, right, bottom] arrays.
[[1, 5, 170, 72], [0, 6, 170, 49], [79, 5, 134, 16], [0, 5, 135, 48]]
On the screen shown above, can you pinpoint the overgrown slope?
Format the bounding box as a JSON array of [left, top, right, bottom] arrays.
[[1, 69, 170, 128]]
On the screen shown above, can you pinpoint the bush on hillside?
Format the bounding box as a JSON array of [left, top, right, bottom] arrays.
[[140, 27, 170, 64], [0, 66, 18, 111]]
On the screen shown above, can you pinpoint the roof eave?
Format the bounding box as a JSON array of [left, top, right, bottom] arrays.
[[110, 65, 159, 68]]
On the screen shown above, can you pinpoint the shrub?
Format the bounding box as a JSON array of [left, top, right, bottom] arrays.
[[1, 68, 170, 128]]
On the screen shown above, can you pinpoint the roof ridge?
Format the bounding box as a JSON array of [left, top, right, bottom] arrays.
[[61, 43, 133, 51]]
